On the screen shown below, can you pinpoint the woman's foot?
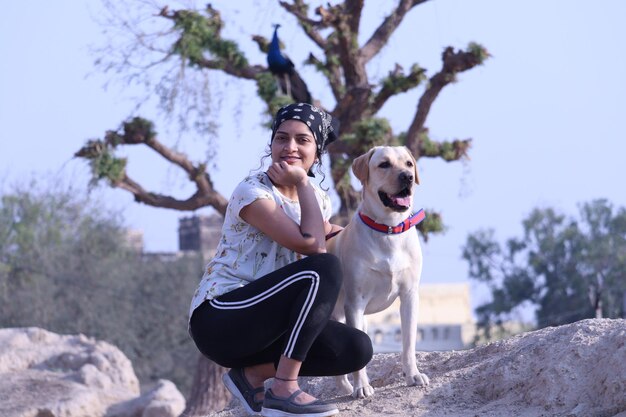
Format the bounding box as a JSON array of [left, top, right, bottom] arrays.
[[261, 388, 338, 417], [222, 368, 265, 415], [270, 378, 317, 404]]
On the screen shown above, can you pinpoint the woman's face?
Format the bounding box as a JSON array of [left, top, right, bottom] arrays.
[[271, 119, 318, 172]]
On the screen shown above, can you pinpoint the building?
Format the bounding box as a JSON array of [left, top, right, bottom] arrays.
[[178, 214, 223, 259], [366, 282, 475, 352]]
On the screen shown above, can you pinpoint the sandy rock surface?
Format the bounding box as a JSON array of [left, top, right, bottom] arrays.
[[210, 319, 626, 417], [0, 327, 185, 417]]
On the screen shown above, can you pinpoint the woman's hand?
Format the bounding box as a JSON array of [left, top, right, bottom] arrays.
[[267, 161, 308, 188]]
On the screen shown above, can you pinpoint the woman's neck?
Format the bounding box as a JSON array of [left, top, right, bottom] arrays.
[[265, 172, 299, 201], [275, 184, 298, 201]]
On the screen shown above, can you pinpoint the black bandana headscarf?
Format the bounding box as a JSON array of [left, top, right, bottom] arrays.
[[271, 103, 340, 157]]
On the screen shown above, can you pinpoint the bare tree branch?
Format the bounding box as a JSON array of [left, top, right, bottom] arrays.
[[116, 171, 227, 213], [194, 57, 265, 80], [75, 118, 228, 215], [369, 63, 427, 116], [305, 52, 343, 100], [360, 0, 429, 63], [406, 45, 487, 155], [279, 1, 327, 49], [345, 0, 365, 34], [333, 8, 365, 87]]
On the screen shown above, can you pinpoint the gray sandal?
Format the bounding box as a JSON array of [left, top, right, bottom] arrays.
[[222, 368, 264, 415], [261, 389, 338, 417]]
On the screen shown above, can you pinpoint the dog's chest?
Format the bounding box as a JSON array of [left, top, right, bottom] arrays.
[[361, 258, 414, 312], [368, 254, 412, 276], [356, 238, 420, 292]]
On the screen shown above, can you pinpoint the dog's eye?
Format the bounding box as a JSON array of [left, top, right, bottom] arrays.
[[406, 161, 414, 168], [378, 161, 391, 168]]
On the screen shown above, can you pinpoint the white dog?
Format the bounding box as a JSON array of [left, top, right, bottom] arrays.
[[327, 146, 430, 398]]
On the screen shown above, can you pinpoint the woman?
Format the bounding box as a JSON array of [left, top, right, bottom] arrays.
[[189, 103, 373, 417]]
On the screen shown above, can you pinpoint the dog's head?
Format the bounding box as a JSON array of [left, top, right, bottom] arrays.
[[352, 146, 420, 214]]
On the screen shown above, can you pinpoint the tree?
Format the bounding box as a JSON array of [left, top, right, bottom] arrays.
[[76, 0, 488, 231], [463, 199, 626, 340], [75, 1, 489, 413], [0, 181, 207, 398]]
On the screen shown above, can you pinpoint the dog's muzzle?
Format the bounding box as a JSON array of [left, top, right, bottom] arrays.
[[378, 172, 413, 211]]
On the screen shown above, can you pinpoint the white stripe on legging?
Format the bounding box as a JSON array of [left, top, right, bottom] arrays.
[[209, 270, 320, 358]]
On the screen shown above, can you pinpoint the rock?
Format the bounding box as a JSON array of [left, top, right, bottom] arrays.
[[108, 379, 186, 417], [0, 327, 185, 417], [209, 318, 626, 417]]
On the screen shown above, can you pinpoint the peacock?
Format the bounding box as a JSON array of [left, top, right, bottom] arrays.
[[267, 24, 312, 104]]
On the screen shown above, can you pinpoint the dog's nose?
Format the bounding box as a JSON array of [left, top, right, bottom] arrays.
[[399, 172, 414, 184]]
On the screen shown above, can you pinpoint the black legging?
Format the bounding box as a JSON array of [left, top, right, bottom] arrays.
[[189, 253, 373, 376]]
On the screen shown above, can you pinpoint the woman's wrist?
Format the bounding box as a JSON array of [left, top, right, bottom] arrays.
[[295, 176, 310, 189]]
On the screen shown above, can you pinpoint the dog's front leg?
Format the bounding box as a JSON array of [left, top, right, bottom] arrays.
[[344, 303, 375, 398], [400, 290, 430, 387]]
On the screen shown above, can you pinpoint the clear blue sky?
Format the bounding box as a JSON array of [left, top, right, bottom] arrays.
[[2, 1, 625, 313]]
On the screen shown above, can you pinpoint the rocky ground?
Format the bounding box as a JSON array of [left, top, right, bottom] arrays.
[[1, 319, 624, 417], [0, 327, 185, 417], [209, 319, 626, 417]]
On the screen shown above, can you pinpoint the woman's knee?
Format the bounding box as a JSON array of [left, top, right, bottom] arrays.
[[306, 253, 343, 290], [352, 329, 374, 370]]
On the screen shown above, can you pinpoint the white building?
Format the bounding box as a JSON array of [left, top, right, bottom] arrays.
[[365, 282, 475, 352]]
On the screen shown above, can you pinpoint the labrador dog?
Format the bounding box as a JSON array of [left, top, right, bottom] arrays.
[[327, 146, 430, 398]]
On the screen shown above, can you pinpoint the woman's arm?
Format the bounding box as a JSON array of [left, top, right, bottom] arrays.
[[240, 163, 326, 255]]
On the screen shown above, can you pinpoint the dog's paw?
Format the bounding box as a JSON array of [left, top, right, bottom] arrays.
[[352, 384, 375, 398], [405, 371, 430, 387], [335, 375, 354, 396]]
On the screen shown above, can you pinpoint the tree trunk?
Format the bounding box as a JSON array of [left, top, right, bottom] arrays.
[[595, 298, 603, 319], [181, 354, 231, 417], [594, 275, 604, 319]]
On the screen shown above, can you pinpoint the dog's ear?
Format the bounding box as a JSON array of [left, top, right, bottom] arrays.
[[404, 146, 420, 185], [352, 148, 376, 185]]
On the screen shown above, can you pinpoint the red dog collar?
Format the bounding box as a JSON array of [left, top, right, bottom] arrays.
[[358, 209, 425, 234]]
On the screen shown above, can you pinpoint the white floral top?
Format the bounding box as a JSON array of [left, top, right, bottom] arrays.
[[189, 172, 332, 318]]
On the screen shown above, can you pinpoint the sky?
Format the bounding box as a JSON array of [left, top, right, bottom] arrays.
[[1, 0, 625, 315]]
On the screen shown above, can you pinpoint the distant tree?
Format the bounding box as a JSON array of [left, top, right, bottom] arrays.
[[76, 1, 489, 413], [0, 182, 206, 397], [0, 182, 129, 329], [463, 199, 626, 340]]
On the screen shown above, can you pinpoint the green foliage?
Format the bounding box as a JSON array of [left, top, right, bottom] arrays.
[[255, 72, 296, 123], [467, 42, 490, 64], [463, 199, 626, 339], [256, 72, 279, 104], [172, 10, 248, 69], [328, 55, 340, 67], [342, 118, 393, 154], [269, 96, 295, 118], [306, 55, 331, 80], [122, 117, 157, 143], [416, 131, 470, 161], [381, 64, 427, 94], [77, 117, 159, 187], [89, 150, 127, 186], [416, 210, 444, 242], [0, 183, 203, 397]]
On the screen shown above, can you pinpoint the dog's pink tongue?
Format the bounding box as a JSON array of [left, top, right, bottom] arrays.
[[392, 195, 411, 207]]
